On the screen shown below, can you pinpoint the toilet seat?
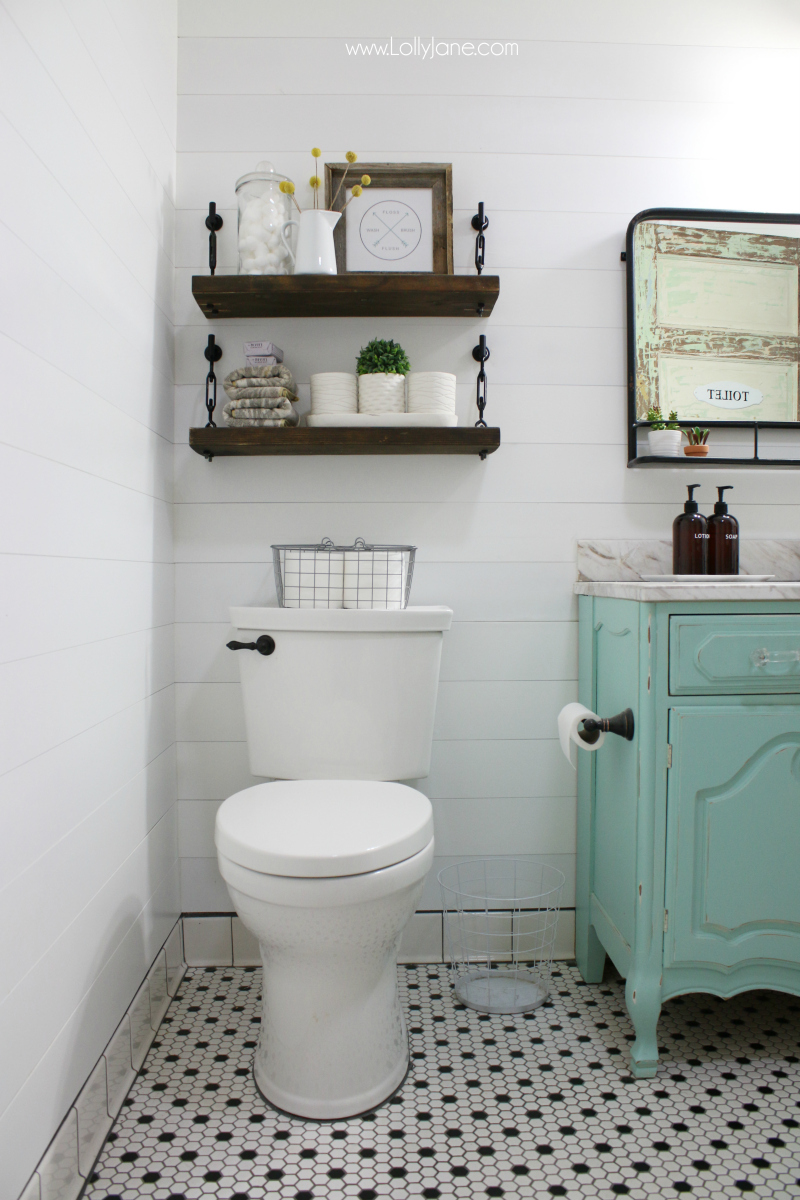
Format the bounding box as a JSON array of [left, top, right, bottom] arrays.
[[215, 779, 433, 878]]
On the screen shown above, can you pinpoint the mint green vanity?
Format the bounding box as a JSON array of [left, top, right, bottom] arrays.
[[576, 582, 800, 1078]]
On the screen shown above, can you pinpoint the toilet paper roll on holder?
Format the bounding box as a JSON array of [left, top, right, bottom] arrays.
[[578, 708, 635, 745]]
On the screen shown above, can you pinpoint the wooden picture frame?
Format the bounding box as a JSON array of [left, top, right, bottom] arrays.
[[324, 162, 453, 274]]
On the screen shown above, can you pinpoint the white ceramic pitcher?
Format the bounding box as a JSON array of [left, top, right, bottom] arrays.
[[281, 210, 341, 275]]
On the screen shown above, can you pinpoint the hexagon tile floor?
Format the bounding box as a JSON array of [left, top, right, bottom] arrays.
[[85, 963, 800, 1200]]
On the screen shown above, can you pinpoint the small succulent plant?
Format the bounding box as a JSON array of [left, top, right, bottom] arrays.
[[356, 338, 411, 376], [646, 405, 680, 431], [684, 426, 710, 445]]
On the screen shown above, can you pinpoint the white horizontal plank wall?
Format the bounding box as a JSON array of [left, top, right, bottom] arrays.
[[0, 1, 178, 1195], [174, 3, 800, 930]]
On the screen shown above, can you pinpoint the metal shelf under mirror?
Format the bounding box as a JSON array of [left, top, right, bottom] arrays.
[[625, 206, 800, 468]]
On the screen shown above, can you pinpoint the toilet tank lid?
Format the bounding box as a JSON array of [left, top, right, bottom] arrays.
[[230, 605, 453, 632], [215, 780, 434, 877]]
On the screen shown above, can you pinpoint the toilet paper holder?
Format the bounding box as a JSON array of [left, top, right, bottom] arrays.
[[578, 708, 634, 745]]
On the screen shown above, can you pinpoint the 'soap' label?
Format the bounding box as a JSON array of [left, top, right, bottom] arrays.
[[693, 382, 763, 410]]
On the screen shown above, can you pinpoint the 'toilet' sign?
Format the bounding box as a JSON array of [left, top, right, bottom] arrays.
[[693, 382, 764, 411]]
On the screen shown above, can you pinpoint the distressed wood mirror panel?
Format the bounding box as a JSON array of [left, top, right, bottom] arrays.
[[626, 208, 800, 468]]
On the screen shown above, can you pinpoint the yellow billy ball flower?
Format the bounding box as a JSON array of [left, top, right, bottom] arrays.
[[345, 151, 357, 163], [350, 185, 363, 197], [279, 180, 295, 194], [360, 174, 371, 186], [311, 147, 321, 158], [309, 175, 321, 188]]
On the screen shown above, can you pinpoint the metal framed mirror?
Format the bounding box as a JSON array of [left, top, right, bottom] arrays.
[[626, 207, 800, 467]]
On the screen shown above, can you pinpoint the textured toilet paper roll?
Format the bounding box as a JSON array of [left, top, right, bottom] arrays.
[[557, 702, 606, 769]]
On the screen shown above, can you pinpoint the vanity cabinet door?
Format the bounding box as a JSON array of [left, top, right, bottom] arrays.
[[664, 706, 800, 970]]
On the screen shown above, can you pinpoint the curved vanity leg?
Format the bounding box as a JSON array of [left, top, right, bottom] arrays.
[[626, 972, 661, 1078], [577, 923, 606, 984]]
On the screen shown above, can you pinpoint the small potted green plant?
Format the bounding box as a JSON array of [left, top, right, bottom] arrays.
[[646, 406, 682, 457], [356, 338, 411, 413], [683, 426, 710, 457]]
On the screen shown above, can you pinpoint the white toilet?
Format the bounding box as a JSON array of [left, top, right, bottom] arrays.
[[215, 605, 453, 1119]]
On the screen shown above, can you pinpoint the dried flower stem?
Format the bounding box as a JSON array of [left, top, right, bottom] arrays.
[[331, 168, 350, 210]]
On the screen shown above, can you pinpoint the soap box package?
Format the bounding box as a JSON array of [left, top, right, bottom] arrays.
[[244, 341, 283, 363]]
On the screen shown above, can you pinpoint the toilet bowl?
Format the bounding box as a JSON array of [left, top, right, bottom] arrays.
[[217, 606, 452, 1118], [217, 779, 434, 1118]]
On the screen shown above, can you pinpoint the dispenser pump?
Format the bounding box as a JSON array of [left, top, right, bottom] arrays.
[[684, 484, 701, 513], [714, 485, 733, 515]]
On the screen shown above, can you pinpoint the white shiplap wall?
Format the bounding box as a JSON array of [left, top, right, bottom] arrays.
[[174, 0, 800, 926], [0, 1, 178, 1194]]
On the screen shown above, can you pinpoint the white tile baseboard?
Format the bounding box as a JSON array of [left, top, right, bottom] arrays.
[[398, 912, 444, 963], [180, 909, 577, 967], [183, 914, 233, 965], [16, 920, 186, 1200]]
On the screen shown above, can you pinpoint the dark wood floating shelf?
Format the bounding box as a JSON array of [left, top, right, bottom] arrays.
[[631, 455, 800, 469], [190, 426, 501, 459], [192, 273, 500, 319]]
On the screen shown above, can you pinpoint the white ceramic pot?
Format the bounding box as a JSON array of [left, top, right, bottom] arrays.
[[358, 373, 406, 413], [648, 429, 683, 457], [310, 373, 357, 414], [281, 209, 341, 275], [407, 371, 457, 414]]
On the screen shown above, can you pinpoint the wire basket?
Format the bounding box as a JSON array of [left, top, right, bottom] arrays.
[[439, 858, 565, 1014], [272, 537, 416, 609]]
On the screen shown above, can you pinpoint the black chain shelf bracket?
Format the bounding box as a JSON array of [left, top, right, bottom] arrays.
[[206, 202, 223, 276], [472, 334, 490, 456], [203, 335, 223, 456], [471, 202, 489, 277]]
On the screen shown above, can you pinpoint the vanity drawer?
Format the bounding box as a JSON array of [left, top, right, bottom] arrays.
[[669, 615, 800, 694]]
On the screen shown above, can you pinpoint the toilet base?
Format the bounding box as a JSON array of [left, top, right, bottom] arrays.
[[217, 839, 434, 1122], [253, 1052, 410, 1121]]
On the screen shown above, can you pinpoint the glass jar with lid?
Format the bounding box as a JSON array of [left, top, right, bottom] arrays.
[[235, 160, 294, 275]]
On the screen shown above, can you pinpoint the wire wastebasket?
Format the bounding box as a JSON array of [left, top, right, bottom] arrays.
[[272, 537, 416, 609], [439, 858, 565, 1015]]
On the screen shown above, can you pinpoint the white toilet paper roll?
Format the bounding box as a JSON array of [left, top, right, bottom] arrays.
[[557, 702, 606, 769]]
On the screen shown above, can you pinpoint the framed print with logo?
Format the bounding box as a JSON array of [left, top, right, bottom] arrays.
[[325, 163, 453, 274]]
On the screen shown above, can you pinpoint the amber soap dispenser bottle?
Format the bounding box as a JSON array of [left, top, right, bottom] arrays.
[[673, 484, 708, 574], [707, 485, 739, 575]]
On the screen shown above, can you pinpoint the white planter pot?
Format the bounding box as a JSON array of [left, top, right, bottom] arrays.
[[648, 429, 683, 457], [358, 373, 406, 414]]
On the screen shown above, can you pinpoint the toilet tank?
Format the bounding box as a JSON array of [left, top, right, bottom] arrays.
[[229, 606, 453, 781]]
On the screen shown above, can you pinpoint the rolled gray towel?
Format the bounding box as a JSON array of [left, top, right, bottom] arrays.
[[224, 386, 297, 403], [224, 364, 295, 397], [225, 416, 288, 427], [223, 394, 294, 412], [223, 399, 299, 427]]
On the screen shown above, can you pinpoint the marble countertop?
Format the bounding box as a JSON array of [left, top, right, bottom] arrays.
[[575, 539, 800, 601], [575, 580, 800, 601]]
